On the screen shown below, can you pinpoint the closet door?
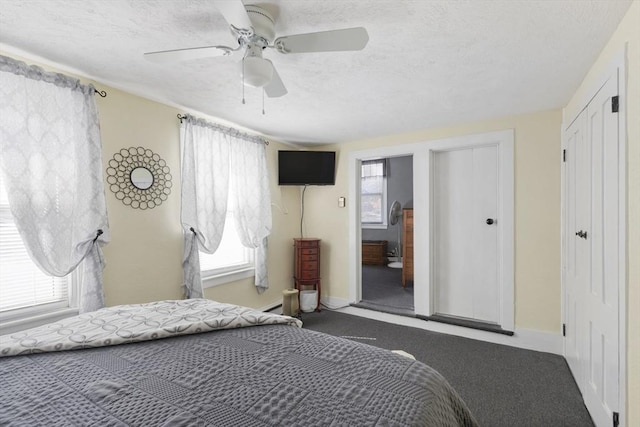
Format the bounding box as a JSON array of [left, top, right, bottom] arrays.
[[563, 71, 620, 427], [581, 75, 619, 427]]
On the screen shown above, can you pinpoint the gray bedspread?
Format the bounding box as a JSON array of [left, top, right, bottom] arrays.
[[0, 304, 477, 426]]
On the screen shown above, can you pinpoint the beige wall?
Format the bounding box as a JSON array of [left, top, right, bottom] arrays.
[[1, 50, 299, 311], [98, 88, 300, 309], [306, 109, 563, 333], [563, 2, 639, 424], [97, 87, 184, 305]]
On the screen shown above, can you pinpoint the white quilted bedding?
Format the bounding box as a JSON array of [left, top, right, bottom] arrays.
[[0, 298, 301, 357]]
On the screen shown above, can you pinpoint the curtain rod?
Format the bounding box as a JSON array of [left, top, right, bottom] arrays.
[[1, 54, 108, 98], [177, 113, 268, 145]]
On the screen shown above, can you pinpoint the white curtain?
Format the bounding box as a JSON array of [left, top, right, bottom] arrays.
[[0, 55, 109, 313], [230, 135, 272, 293], [180, 115, 271, 297]]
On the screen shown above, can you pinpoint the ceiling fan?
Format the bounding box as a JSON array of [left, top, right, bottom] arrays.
[[143, 0, 369, 98]]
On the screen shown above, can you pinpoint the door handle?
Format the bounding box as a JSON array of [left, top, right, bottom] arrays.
[[486, 218, 496, 225]]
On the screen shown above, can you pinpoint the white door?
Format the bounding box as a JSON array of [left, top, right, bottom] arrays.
[[563, 72, 619, 427], [582, 75, 620, 427], [563, 109, 587, 383], [433, 145, 500, 324]]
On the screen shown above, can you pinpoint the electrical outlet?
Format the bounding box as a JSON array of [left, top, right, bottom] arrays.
[[338, 197, 346, 208]]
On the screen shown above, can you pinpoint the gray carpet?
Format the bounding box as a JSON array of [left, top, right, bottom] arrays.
[[300, 310, 593, 427], [355, 265, 414, 316]]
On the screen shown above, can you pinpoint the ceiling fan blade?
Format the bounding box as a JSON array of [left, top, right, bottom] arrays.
[[274, 27, 369, 54], [144, 45, 234, 63], [212, 0, 253, 32], [264, 63, 287, 98]]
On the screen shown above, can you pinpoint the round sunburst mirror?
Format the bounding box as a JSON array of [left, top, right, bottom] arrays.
[[106, 147, 172, 210]]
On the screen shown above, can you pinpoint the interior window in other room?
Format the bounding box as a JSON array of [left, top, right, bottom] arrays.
[[361, 159, 388, 228]]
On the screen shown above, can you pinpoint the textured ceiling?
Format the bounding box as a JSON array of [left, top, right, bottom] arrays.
[[0, 0, 633, 145]]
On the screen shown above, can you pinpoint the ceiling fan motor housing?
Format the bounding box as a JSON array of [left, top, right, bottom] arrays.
[[239, 5, 276, 88]]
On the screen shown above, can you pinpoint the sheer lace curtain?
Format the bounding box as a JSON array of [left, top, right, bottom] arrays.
[[180, 115, 272, 298], [0, 55, 110, 313], [229, 137, 272, 293], [180, 116, 230, 299]]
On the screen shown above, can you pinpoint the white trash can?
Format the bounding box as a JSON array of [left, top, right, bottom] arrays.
[[300, 290, 317, 313]]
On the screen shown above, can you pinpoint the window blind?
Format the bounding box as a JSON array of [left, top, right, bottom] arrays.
[[361, 159, 387, 178], [0, 174, 69, 313], [361, 159, 387, 224]]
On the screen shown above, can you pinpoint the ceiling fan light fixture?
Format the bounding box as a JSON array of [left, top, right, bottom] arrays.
[[242, 56, 273, 88]]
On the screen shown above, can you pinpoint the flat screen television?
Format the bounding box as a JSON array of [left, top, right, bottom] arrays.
[[278, 150, 336, 186]]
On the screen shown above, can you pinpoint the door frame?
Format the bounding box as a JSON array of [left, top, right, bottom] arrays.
[[427, 136, 514, 329], [348, 130, 514, 331], [560, 47, 627, 424]]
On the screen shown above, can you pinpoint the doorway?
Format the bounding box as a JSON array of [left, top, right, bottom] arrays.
[[356, 156, 414, 316], [348, 130, 514, 330]]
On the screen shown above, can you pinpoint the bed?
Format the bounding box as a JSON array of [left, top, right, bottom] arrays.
[[0, 299, 477, 426]]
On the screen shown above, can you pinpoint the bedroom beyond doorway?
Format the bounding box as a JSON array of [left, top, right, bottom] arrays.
[[358, 155, 414, 316], [355, 264, 414, 316]]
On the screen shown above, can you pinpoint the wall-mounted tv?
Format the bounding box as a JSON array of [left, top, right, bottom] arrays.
[[278, 150, 336, 186]]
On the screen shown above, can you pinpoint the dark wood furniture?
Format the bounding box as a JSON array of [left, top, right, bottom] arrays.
[[402, 209, 414, 287], [362, 240, 388, 265], [293, 238, 321, 312]]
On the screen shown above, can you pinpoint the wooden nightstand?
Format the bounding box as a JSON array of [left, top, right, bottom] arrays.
[[293, 238, 321, 312], [362, 240, 388, 265]]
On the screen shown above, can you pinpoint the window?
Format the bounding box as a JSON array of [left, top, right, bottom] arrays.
[[199, 209, 254, 287], [361, 159, 387, 228], [0, 175, 74, 323]]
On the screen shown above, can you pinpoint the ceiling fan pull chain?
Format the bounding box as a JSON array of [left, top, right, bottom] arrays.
[[241, 57, 246, 104], [262, 89, 265, 115]]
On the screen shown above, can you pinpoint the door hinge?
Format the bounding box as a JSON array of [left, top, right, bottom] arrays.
[[562, 323, 566, 337], [563, 149, 566, 163], [613, 411, 619, 427], [612, 96, 619, 113]]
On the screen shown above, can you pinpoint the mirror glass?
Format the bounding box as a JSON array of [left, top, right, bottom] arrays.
[[130, 167, 153, 190]]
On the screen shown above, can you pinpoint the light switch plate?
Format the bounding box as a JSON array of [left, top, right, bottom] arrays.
[[338, 197, 346, 208]]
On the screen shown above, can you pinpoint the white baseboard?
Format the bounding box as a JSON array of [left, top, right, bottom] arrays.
[[262, 296, 350, 314], [258, 300, 283, 313], [511, 327, 563, 355], [334, 306, 563, 355], [320, 296, 351, 310]]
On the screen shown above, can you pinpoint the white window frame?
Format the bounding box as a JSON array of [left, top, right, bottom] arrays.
[[0, 273, 79, 334], [0, 178, 79, 333], [199, 211, 255, 288], [361, 159, 388, 230]]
